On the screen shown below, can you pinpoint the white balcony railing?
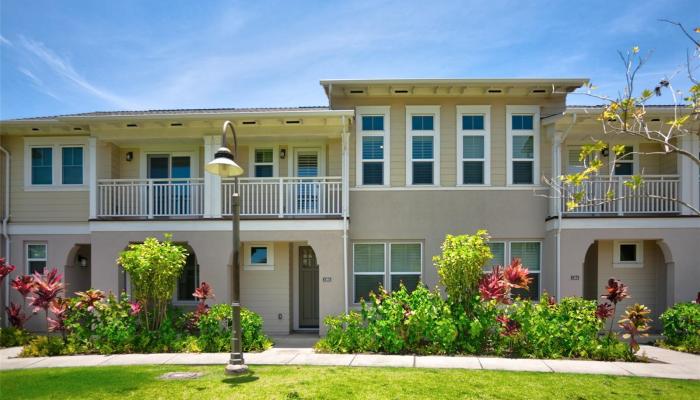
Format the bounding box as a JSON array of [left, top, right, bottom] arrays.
[[222, 177, 343, 217], [97, 178, 205, 218], [561, 175, 680, 215]]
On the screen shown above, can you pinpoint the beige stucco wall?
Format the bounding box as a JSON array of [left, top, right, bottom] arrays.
[[334, 96, 564, 187], [558, 227, 700, 308]]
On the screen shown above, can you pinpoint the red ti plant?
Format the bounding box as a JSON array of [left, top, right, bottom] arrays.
[[503, 258, 532, 290], [618, 303, 652, 353], [496, 314, 520, 337], [74, 289, 105, 312], [601, 278, 630, 334], [48, 298, 69, 341], [187, 282, 215, 331], [0, 258, 16, 283], [129, 300, 142, 316], [595, 303, 614, 321], [10, 275, 35, 297], [5, 302, 29, 329], [479, 267, 508, 303], [27, 268, 65, 331]]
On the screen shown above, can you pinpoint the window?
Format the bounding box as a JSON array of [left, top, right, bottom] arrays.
[[614, 240, 643, 267], [510, 242, 541, 300], [353, 242, 423, 303], [31, 147, 53, 185], [353, 243, 385, 302], [613, 145, 635, 176], [507, 106, 540, 185], [356, 107, 390, 186], [390, 243, 422, 292], [406, 106, 440, 186], [457, 106, 490, 185], [24, 138, 88, 190], [26, 243, 47, 274], [244, 243, 274, 270], [61, 147, 84, 184], [254, 148, 274, 177], [484, 242, 506, 272], [176, 252, 198, 302], [566, 145, 596, 174]]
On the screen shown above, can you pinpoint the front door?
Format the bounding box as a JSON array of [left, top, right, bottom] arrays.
[[299, 246, 319, 328], [294, 150, 319, 214], [147, 154, 192, 215]]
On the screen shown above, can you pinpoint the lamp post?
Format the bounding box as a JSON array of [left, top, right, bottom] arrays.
[[205, 120, 247, 375]]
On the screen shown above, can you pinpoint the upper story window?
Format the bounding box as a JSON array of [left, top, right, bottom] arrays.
[[254, 148, 274, 177], [457, 106, 491, 185], [406, 106, 440, 186], [24, 137, 88, 191], [613, 145, 635, 176], [506, 106, 540, 185], [356, 106, 390, 186]]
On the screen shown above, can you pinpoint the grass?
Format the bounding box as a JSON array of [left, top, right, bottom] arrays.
[[1, 365, 699, 399]]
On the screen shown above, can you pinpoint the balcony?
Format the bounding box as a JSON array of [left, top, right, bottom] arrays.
[[96, 177, 343, 219], [561, 175, 680, 216]]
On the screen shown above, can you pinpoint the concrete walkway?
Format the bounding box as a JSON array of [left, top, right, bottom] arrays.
[[1, 345, 698, 380]]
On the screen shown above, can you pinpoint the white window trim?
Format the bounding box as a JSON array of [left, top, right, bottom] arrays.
[[613, 240, 644, 267], [457, 105, 491, 186], [388, 242, 423, 290], [244, 242, 275, 270], [352, 241, 424, 305], [406, 105, 440, 186], [564, 141, 639, 176], [139, 149, 200, 179], [484, 241, 506, 271], [25, 242, 47, 275], [611, 143, 638, 176], [24, 137, 89, 191], [506, 105, 540, 186], [249, 145, 280, 178], [508, 240, 543, 299], [356, 106, 390, 187]]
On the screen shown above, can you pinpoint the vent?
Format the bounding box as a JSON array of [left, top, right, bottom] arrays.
[[242, 121, 257, 125], [393, 89, 409, 94], [531, 89, 547, 94], [285, 120, 301, 125], [487, 89, 503, 94], [170, 122, 183, 127], [651, 118, 661, 122], [126, 123, 138, 128], [349, 89, 365, 94], [73, 127, 83, 131], [31, 128, 40, 131]]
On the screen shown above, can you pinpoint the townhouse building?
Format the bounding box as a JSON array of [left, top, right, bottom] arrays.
[[1, 78, 698, 334]]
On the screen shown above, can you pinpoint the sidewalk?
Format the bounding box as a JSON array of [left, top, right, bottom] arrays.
[[1, 345, 698, 380]]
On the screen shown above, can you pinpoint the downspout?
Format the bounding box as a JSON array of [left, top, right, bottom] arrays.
[[0, 144, 10, 326], [556, 113, 576, 300], [341, 115, 349, 314]]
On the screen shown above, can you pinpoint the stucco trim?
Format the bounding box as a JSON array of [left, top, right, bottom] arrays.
[[88, 219, 344, 232]]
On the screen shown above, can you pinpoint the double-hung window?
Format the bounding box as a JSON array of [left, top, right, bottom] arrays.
[[483, 241, 506, 272], [25, 138, 88, 190], [26, 243, 48, 275], [406, 106, 440, 185], [509, 241, 541, 300], [457, 106, 490, 185], [356, 106, 390, 186], [613, 145, 635, 176], [353, 242, 423, 303], [253, 148, 274, 177], [507, 106, 540, 185]]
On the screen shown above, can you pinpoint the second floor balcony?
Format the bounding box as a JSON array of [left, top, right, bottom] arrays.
[[96, 176, 343, 219]]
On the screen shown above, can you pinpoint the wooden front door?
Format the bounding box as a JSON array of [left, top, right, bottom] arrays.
[[299, 246, 319, 328]]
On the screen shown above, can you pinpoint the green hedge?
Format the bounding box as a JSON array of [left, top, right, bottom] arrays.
[[659, 302, 700, 354]]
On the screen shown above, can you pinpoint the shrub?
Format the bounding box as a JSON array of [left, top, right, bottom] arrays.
[[117, 234, 188, 330], [20, 336, 70, 357], [0, 327, 32, 348], [659, 301, 700, 354], [316, 312, 373, 353], [433, 230, 492, 308], [193, 304, 272, 352]]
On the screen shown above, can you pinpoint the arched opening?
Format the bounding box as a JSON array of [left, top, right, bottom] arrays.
[[64, 244, 91, 297], [175, 246, 199, 303]]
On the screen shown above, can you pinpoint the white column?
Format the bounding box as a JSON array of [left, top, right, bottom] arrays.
[[88, 137, 97, 219], [677, 134, 699, 215], [548, 126, 563, 217], [204, 135, 222, 218]]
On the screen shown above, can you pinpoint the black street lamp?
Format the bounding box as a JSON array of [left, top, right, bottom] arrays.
[[205, 120, 247, 375]]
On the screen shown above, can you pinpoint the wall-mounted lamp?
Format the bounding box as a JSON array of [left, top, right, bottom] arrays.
[[125, 151, 134, 162], [77, 255, 88, 268], [280, 148, 287, 159], [601, 147, 609, 157]]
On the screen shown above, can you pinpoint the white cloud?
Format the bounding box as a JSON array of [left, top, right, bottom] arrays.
[[0, 35, 12, 47]]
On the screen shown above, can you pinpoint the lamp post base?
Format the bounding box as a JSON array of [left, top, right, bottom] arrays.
[[225, 363, 249, 375]]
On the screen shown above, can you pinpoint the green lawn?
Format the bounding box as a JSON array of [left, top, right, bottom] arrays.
[[1, 365, 698, 399]]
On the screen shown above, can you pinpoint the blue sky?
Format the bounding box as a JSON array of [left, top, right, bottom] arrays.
[[0, 0, 696, 119]]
